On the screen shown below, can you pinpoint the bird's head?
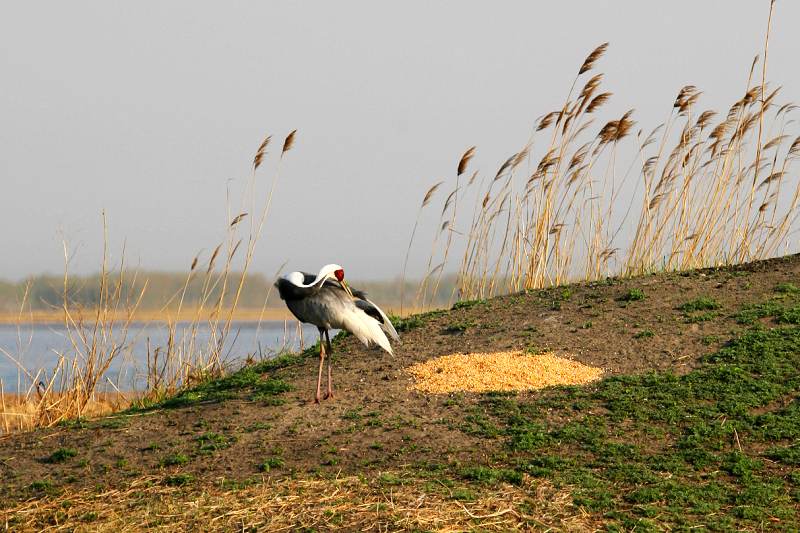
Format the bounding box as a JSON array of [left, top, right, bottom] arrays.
[[318, 263, 353, 297]]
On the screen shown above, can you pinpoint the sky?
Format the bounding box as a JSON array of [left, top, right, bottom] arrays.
[[1, 1, 799, 282]]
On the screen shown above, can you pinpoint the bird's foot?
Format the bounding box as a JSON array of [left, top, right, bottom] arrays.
[[324, 391, 334, 401], [314, 394, 321, 404]]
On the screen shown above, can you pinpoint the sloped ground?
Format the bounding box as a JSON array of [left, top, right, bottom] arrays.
[[2, 255, 800, 531]]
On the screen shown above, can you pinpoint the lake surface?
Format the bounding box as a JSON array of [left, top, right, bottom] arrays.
[[0, 321, 321, 393]]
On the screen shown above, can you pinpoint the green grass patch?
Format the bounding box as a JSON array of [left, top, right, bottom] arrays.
[[378, 473, 404, 486], [251, 352, 308, 372], [621, 288, 645, 302], [775, 282, 799, 294], [28, 479, 56, 494], [444, 320, 476, 333], [449, 298, 800, 530], [196, 432, 234, 453], [341, 407, 363, 421], [258, 457, 285, 472], [160, 453, 190, 467], [390, 309, 446, 332], [701, 335, 720, 345], [680, 297, 724, 323], [735, 302, 800, 325], [735, 301, 783, 324], [43, 448, 77, 464], [128, 344, 310, 412], [679, 297, 721, 312], [163, 474, 194, 487], [450, 488, 477, 501], [452, 299, 487, 310], [766, 444, 800, 466], [140, 365, 293, 410], [57, 418, 88, 430], [392, 315, 424, 331]]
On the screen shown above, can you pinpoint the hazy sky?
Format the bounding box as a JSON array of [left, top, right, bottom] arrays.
[[2, 1, 798, 281]]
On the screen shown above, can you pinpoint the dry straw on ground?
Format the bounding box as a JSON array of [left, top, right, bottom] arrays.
[[407, 351, 603, 394], [1, 474, 597, 532], [0, 393, 128, 434]]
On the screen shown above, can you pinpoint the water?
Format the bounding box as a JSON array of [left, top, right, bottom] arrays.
[[0, 321, 321, 393]]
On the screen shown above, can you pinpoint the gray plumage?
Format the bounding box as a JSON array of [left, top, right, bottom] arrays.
[[275, 273, 399, 346], [274, 264, 399, 403]]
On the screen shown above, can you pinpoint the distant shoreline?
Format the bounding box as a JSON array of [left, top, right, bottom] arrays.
[[0, 305, 422, 325], [0, 307, 293, 325]]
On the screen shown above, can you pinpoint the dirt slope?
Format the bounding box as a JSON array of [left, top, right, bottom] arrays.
[[2, 254, 799, 530]]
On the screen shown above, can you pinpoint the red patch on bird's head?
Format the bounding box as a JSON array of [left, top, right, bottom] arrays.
[[334, 269, 345, 282]]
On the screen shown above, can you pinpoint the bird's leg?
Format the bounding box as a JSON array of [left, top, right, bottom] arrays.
[[315, 329, 326, 404], [324, 330, 334, 400]]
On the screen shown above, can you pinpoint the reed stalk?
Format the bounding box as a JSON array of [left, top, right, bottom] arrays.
[[412, 2, 797, 303]]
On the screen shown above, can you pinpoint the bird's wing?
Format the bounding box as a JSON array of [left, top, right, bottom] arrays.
[[275, 272, 325, 301], [300, 272, 319, 285], [274, 277, 314, 301], [354, 299, 401, 343], [315, 280, 399, 352], [338, 306, 393, 354], [345, 283, 400, 343]]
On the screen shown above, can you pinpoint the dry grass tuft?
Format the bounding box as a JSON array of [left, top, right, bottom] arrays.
[[0, 473, 597, 532], [407, 351, 603, 394], [0, 393, 131, 434]]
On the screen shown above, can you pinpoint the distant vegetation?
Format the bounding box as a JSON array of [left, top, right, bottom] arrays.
[[0, 272, 455, 313]]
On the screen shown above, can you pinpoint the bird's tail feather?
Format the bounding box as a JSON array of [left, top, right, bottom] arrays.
[[342, 308, 393, 355], [367, 298, 401, 343]]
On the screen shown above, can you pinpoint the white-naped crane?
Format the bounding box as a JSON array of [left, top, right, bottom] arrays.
[[274, 264, 400, 403]]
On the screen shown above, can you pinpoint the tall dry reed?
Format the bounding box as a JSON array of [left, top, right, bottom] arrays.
[[410, 1, 796, 304]]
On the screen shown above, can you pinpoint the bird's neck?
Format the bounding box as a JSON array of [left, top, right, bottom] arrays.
[[290, 269, 330, 289]]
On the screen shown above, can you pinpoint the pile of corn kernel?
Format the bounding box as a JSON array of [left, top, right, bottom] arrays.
[[407, 351, 603, 393]]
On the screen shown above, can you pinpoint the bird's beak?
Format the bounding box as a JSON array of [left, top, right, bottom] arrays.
[[341, 279, 354, 298]]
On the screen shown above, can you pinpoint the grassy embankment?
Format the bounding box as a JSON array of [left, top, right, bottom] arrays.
[[1, 258, 799, 530], [3, 0, 798, 436]]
